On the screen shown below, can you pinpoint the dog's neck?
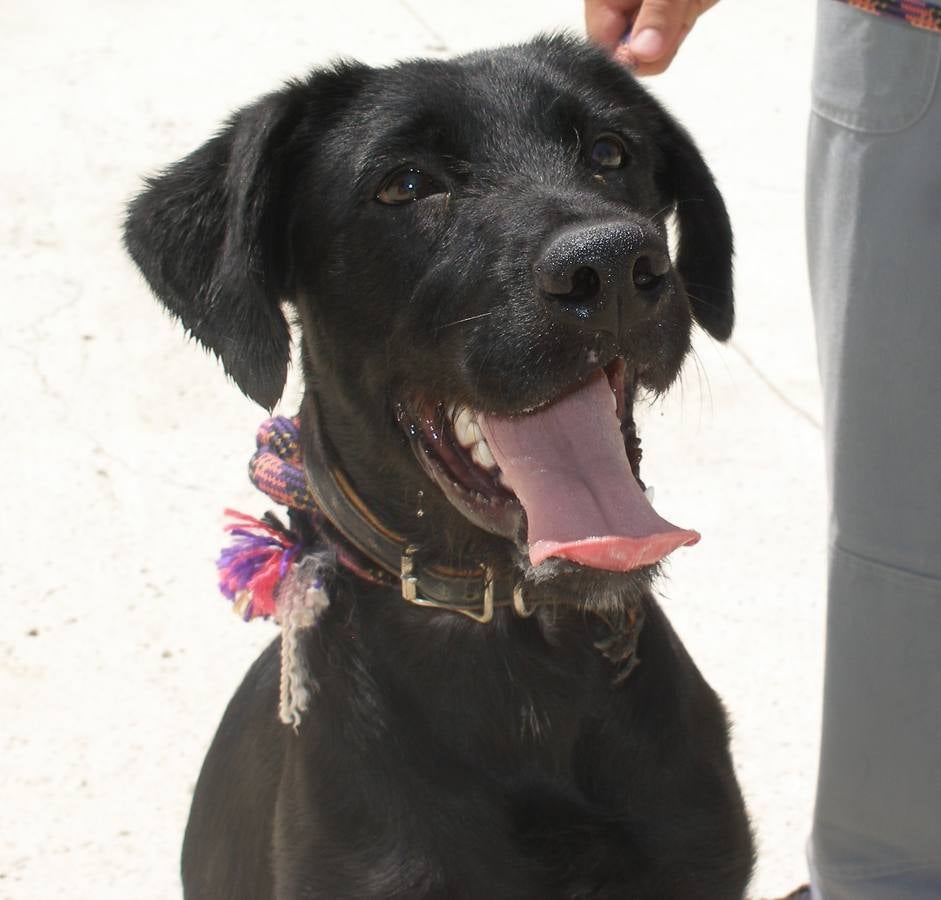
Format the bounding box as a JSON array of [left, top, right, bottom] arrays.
[[289, 392, 652, 631], [295, 393, 536, 622], [242, 402, 648, 683]]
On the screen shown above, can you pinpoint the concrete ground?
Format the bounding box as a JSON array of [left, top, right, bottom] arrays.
[[2, 1, 822, 897]]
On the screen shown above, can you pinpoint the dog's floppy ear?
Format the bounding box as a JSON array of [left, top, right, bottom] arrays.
[[124, 65, 369, 408], [654, 114, 734, 341]]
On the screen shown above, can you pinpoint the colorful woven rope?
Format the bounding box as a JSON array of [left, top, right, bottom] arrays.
[[216, 415, 337, 728], [835, 0, 941, 32], [248, 417, 318, 516], [216, 416, 315, 622], [217, 415, 392, 623]]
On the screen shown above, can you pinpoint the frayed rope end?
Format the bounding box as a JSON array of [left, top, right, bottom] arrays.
[[277, 554, 332, 729], [218, 510, 299, 620], [218, 510, 333, 728]]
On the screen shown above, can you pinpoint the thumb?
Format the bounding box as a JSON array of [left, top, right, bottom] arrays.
[[585, 0, 644, 51], [625, 0, 689, 65]]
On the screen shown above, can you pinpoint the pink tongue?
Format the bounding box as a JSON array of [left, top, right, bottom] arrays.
[[478, 373, 699, 572]]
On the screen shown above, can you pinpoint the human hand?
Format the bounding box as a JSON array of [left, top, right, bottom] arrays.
[[585, 0, 721, 75]]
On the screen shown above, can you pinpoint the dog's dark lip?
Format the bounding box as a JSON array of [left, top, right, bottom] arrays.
[[396, 399, 525, 541], [395, 357, 645, 544]]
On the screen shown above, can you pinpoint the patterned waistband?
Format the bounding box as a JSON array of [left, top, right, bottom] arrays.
[[834, 0, 941, 32]]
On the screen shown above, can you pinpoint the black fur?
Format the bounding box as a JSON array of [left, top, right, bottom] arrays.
[[126, 35, 753, 899]]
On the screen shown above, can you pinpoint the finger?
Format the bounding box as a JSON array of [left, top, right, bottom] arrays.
[[585, 0, 643, 51], [626, 0, 692, 67], [615, 25, 691, 75]]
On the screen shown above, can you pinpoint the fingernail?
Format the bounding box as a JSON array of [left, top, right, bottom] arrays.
[[613, 43, 637, 69], [630, 28, 664, 61]]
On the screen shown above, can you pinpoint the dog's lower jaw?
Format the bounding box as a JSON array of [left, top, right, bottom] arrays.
[[516, 547, 655, 612]]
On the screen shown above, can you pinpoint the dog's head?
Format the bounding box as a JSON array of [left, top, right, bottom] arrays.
[[126, 35, 733, 602]]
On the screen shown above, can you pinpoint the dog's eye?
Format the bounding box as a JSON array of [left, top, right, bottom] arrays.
[[376, 168, 442, 205], [590, 135, 629, 170]]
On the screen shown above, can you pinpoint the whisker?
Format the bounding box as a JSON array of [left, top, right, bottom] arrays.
[[651, 201, 675, 221], [683, 281, 727, 292], [471, 342, 498, 408], [434, 311, 493, 332], [683, 289, 728, 313], [686, 343, 713, 424]]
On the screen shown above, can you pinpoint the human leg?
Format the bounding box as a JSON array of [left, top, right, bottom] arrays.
[[806, 4, 941, 898]]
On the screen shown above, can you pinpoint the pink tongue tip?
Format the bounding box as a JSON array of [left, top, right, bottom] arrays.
[[479, 372, 699, 573], [529, 530, 701, 572]]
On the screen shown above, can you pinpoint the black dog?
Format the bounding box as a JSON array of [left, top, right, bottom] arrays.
[[126, 35, 754, 899]]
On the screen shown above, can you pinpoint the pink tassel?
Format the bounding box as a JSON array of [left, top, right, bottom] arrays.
[[217, 509, 300, 620]]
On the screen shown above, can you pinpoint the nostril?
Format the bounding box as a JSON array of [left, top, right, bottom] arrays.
[[569, 266, 602, 302], [540, 264, 604, 322], [631, 256, 664, 293]]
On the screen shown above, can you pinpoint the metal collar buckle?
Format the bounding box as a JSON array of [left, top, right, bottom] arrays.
[[400, 545, 534, 624]]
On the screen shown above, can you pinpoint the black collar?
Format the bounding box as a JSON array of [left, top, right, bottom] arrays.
[[299, 395, 533, 622]]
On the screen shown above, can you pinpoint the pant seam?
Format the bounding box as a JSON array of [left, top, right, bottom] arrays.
[[831, 541, 941, 590], [813, 853, 941, 882]]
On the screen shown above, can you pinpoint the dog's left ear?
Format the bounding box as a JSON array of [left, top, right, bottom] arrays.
[[653, 114, 734, 341], [124, 65, 370, 408]]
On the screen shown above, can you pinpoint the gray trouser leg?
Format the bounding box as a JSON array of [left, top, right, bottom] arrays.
[[806, 4, 941, 898]]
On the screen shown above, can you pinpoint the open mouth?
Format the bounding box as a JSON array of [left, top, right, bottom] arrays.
[[396, 359, 699, 573]]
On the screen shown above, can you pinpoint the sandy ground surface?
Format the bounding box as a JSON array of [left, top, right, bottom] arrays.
[[3, 1, 823, 897]]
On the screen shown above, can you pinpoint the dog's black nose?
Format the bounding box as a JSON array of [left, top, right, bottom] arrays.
[[534, 223, 670, 335]]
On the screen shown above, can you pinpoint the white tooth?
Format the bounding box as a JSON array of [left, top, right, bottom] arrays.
[[644, 485, 655, 505], [610, 389, 618, 411], [472, 438, 497, 470], [454, 407, 476, 447], [446, 402, 457, 421]]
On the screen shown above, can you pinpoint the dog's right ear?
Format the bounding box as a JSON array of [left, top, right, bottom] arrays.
[[124, 64, 370, 409]]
